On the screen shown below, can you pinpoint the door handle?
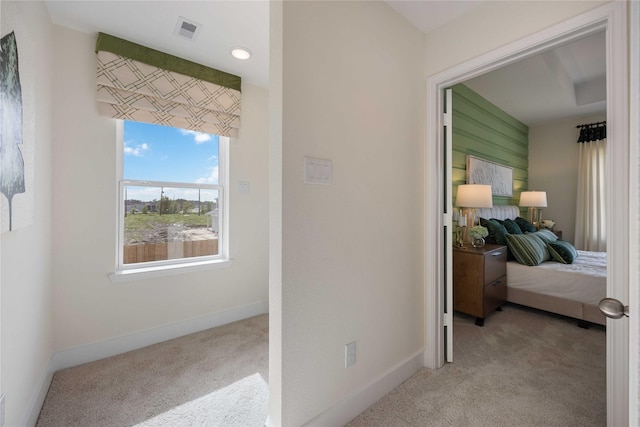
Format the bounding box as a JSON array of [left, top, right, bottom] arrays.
[[599, 298, 629, 319]]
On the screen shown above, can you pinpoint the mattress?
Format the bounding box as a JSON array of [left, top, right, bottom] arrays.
[[506, 250, 606, 306]]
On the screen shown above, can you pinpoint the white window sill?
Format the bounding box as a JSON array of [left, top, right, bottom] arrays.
[[109, 258, 233, 283]]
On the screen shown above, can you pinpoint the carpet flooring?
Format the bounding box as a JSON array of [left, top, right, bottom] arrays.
[[36, 315, 269, 427], [347, 303, 606, 427], [36, 304, 605, 426]]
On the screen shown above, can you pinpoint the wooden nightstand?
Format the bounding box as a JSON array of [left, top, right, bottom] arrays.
[[453, 244, 507, 326]]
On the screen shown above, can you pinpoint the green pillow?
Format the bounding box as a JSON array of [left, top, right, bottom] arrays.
[[547, 240, 579, 264], [532, 229, 558, 244], [505, 233, 551, 266], [515, 217, 537, 233], [503, 219, 522, 234], [480, 217, 508, 245]]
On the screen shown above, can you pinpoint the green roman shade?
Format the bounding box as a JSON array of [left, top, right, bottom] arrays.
[[95, 33, 241, 137]]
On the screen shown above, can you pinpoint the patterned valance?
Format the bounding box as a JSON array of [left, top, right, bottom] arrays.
[[95, 33, 241, 137]]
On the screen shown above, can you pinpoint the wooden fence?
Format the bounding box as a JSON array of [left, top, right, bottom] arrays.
[[123, 239, 218, 264]]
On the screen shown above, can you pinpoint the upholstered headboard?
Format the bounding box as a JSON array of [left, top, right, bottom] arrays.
[[476, 205, 520, 221]]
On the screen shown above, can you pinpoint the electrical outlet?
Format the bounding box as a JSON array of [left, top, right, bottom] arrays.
[[345, 341, 356, 368]]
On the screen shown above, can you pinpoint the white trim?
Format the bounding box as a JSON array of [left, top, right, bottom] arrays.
[[220, 136, 230, 260], [109, 258, 233, 283], [26, 301, 268, 426], [115, 119, 124, 269], [50, 300, 267, 371], [425, 2, 630, 424], [602, 4, 630, 427], [424, 80, 446, 369], [303, 351, 424, 427], [115, 124, 230, 273], [627, 1, 639, 424], [22, 370, 54, 427], [445, 88, 453, 363]]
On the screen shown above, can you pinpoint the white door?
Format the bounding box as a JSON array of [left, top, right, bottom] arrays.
[[444, 88, 453, 363], [426, 3, 634, 425]]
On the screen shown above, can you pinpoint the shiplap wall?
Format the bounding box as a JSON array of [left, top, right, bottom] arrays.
[[451, 84, 529, 213]]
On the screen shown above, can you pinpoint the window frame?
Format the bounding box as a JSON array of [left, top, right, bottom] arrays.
[[111, 120, 231, 281]]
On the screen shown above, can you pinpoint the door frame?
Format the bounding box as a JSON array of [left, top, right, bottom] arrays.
[[423, 2, 637, 425]]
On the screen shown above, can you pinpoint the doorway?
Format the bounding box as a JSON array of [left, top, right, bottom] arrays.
[[424, 3, 631, 426]]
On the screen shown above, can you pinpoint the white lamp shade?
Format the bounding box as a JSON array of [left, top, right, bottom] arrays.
[[519, 191, 547, 207], [455, 184, 493, 208]]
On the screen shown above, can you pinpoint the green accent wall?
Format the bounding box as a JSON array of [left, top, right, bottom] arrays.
[[451, 84, 529, 211]]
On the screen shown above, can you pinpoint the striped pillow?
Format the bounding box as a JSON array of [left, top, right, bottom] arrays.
[[505, 233, 550, 266], [531, 229, 558, 244]]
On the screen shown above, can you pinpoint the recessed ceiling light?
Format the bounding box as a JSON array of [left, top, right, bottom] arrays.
[[230, 47, 252, 60]]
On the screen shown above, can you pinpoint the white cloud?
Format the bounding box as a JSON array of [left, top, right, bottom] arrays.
[[179, 129, 213, 144], [196, 165, 219, 185], [124, 142, 150, 157]]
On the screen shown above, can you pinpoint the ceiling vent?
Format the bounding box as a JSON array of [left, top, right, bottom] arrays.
[[174, 17, 201, 41]]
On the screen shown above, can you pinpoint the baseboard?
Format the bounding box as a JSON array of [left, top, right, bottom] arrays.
[[22, 369, 54, 427], [26, 301, 268, 427], [50, 300, 268, 371], [303, 350, 425, 427]]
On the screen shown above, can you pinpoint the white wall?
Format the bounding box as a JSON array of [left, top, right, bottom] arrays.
[[51, 26, 269, 353], [528, 113, 606, 244], [1, 1, 54, 425], [424, 1, 609, 78], [277, 2, 425, 424]]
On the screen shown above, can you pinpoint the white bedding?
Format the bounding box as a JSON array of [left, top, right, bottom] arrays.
[[507, 250, 606, 306]]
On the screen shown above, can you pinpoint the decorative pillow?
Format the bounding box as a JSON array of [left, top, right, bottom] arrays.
[[503, 219, 523, 234], [515, 217, 537, 233], [480, 217, 508, 245], [532, 229, 558, 244], [505, 233, 551, 266], [547, 240, 579, 264]]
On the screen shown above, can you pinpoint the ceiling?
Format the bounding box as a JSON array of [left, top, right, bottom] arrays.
[[462, 31, 606, 125], [45, 0, 606, 125], [44, 0, 270, 88], [385, 1, 607, 125]]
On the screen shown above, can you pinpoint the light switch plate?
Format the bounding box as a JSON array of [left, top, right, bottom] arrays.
[[238, 181, 250, 193], [304, 157, 332, 185]]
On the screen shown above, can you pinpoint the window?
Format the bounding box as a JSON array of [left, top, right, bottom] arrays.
[[117, 121, 228, 273]]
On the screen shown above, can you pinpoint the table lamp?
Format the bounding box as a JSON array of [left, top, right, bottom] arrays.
[[519, 191, 547, 228], [455, 184, 493, 229]]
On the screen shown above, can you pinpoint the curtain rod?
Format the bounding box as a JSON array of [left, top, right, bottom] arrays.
[[576, 121, 606, 129], [576, 121, 606, 143]]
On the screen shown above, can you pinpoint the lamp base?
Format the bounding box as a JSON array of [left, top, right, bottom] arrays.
[[527, 207, 543, 229]]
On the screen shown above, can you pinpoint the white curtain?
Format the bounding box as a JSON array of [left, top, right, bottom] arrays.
[[574, 138, 606, 251]]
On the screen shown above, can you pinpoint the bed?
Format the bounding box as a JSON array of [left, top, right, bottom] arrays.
[[475, 206, 607, 326]]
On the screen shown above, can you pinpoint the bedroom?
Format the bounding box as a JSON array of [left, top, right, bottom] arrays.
[[451, 29, 607, 321], [448, 26, 607, 404]]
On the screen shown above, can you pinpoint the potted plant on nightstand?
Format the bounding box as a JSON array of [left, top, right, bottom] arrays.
[[469, 225, 488, 248]]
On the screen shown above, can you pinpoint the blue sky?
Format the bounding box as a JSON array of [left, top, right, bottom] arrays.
[[123, 121, 220, 202], [124, 121, 219, 184]]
